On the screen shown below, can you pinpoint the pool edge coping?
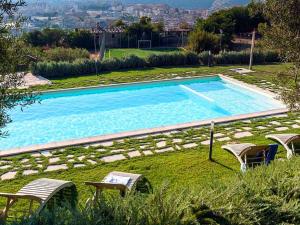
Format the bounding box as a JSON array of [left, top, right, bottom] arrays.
[[38, 74, 221, 94], [0, 108, 288, 157], [38, 73, 284, 106], [1, 75, 288, 157]]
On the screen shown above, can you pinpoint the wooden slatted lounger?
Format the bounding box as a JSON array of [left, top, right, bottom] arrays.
[[266, 134, 300, 159], [222, 143, 278, 172], [85, 171, 144, 198], [0, 178, 77, 221]]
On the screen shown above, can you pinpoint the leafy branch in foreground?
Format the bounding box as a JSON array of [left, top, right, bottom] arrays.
[[257, 0, 300, 110], [0, 0, 37, 137]]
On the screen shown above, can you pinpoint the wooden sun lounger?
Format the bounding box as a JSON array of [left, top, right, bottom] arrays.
[[222, 143, 278, 172], [85, 171, 143, 198], [266, 134, 300, 158], [0, 178, 77, 221]]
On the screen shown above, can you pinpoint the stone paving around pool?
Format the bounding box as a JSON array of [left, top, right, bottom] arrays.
[[230, 75, 283, 95], [1, 112, 300, 181]]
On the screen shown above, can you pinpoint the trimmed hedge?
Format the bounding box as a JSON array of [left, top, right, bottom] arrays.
[[31, 51, 280, 79]]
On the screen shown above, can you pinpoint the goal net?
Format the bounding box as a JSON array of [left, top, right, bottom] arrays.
[[138, 40, 152, 49]]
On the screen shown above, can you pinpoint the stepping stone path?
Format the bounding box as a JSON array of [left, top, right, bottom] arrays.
[[23, 170, 38, 176], [97, 149, 106, 152], [155, 147, 174, 153], [23, 164, 32, 168], [234, 132, 253, 139], [217, 137, 231, 142], [111, 149, 125, 153], [100, 141, 114, 147], [21, 159, 30, 164], [78, 156, 86, 161], [143, 150, 153, 156], [128, 151, 141, 158], [49, 157, 60, 164], [172, 139, 182, 143], [87, 160, 97, 165], [270, 121, 281, 126], [101, 154, 126, 163], [274, 114, 288, 118], [3, 112, 300, 180], [200, 140, 210, 146], [214, 133, 224, 138], [156, 141, 167, 148], [256, 126, 267, 130], [1, 171, 17, 180], [0, 160, 11, 164], [45, 164, 67, 172], [183, 143, 198, 148], [0, 165, 11, 170], [74, 164, 85, 168], [275, 127, 289, 131], [41, 151, 52, 157], [31, 153, 42, 157]]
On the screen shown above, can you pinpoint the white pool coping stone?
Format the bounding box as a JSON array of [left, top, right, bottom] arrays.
[[0, 75, 288, 157]]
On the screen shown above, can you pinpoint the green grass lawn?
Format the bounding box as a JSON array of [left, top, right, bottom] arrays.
[[31, 63, 291, 91], [104, 48, 183, 59], [2, 62, 297, 203], [2, 62, 299, 224], [1, 114, 300, 202]]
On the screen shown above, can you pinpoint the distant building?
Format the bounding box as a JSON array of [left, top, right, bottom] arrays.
[[92, 24, 125, 48], [91, 23, 192, 49], [161, 28, 191, 47]]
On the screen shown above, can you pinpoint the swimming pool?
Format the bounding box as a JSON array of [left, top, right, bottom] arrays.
[[0, 76, 285, 152]]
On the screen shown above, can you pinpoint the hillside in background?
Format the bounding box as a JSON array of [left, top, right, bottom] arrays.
[[120, 0, 250, 9], [26, 0, 250, 9]]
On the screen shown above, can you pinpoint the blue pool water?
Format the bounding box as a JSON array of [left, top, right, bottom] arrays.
[[0, 76, 284, 150]]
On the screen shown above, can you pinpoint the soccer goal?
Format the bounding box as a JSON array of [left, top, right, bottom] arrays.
[[138, 40, 152, 49]]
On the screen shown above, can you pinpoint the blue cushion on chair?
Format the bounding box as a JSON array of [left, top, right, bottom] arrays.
[[266, 144, 278, 165]]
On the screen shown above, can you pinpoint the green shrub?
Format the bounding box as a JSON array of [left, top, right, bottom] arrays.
[[11, 158, 300, 225], [214, 51, 250, 64], [187, 30, 221, 53], [198, 50, 280, 65], [42, 47, 90, 62], [31, 50, 279, 79], [146, 52, 199, 67], [121, 55, 147, 69]]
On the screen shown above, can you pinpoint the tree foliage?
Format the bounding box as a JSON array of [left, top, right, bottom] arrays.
[[22, 29, 95, 49], [194, 4, 266, 49], [187, 30, 220, 53], [258, 0, 300, 110], [125, 17, 163, 47], [0, 0, 36, 137], [42, 47, 90, 62], [112, 19, 126, 28]]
